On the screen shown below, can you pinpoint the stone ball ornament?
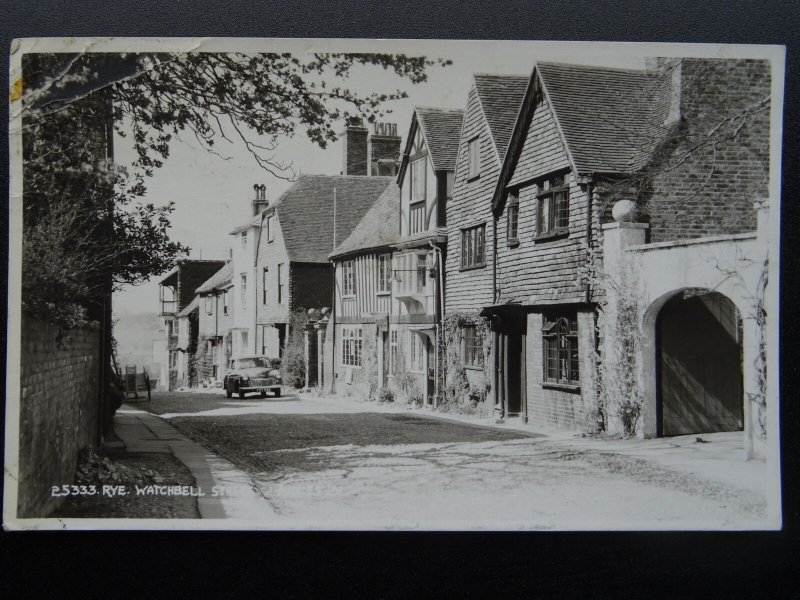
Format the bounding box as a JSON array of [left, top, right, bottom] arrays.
[[612, 199, 638, 223]]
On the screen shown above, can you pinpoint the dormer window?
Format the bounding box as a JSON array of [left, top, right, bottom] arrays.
[[241, 231, 248, 249], [468, 137, 480, 180]]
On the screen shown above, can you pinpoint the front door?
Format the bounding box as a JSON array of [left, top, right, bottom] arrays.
[[504, 332, 522, 416]]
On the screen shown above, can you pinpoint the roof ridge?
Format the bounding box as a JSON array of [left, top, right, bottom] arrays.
[[473, 72, 528, 79], [536, 61, 648, 75], [416, 105, 464, 113]]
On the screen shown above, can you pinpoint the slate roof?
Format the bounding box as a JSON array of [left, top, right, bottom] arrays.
[[195, 261, 233, 294], [536, 62, 671, 174], [270, 175, 395, 263], [415, 107, 464, 171], [329, 183, 400, 259], [473, 74, 530, 162]]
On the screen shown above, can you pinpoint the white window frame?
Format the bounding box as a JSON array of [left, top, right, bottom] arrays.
[[377, 254, 392, 294], [389, 329, 398, 376], [341, 327, 363, 367], [409, 333, 425, 373], [342, 260, 356, 297]]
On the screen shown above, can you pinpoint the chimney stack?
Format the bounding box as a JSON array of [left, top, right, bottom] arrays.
[[369, 121, 401, 176], [252, 183, 268, 215], [341, 118, 369, 176]]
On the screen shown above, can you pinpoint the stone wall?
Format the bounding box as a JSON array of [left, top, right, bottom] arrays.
[[17, 314, 100, 517]]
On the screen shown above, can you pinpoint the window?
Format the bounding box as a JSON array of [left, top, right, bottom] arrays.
[[241, 231, 248, 250], [174, 319, 180, 337], [542, 313, 579, 385], [461, 224, 486, 268], [341, 327, 363, 367], [389, 330, 398, 376], [240, 331, 249, 353], [223, 290, 229, 315], [169, 351, 176, 369], [261, 324, 269, 356], [536, 172, 570, 237], [342, 260, 356, 297], [205, 295, 213, 315], [507, 191, 519, 243], [462, 326, 483, 368], [416, 254, 427, 292], [411, 158, 426, 203], [240, 273, 247, 306], [378, 255, 391, 294], [277, 263, 285, 304], [267, 215, 275, 242], [262, 267, 269, 304], [409, 333, 425, 372], [166, 320, 174, 338], [468, 137, 480, 179], [409, 202, 426, 234]]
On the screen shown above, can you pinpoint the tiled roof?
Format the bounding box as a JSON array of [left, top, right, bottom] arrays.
[[195, 261, 233, 294], [416, 107, 464, 171], [273, 175, 395, 263], [537, 62, 671, 174], [229, 213, 262, 234], [329, 183, 400, 259], [176, 295, 199, 317], [473, 74, 530, 161]]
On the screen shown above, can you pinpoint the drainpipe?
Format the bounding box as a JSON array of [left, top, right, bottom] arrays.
[[585, 177, 594, 304], [430, 241, 446, 404], [253, 210, 268, 354]]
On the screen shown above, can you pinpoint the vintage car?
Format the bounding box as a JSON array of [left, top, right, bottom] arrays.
[[223, 355, 282, 398]]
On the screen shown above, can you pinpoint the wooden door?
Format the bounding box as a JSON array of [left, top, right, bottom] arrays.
[[658, 292, 743, 436]]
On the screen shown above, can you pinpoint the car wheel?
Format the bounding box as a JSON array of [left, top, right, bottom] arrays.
[[260, 391, 267, 398], [273, 388, 281, 398], [225, 381, 233, 398]]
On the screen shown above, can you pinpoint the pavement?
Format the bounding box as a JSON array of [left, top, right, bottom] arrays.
[[114, 407, 277, 520]]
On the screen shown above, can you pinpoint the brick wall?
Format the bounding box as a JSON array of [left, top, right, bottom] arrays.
[[343, 126, 369, 176], [525, 309, 596, 430], [370, 134, 401, 176], [641, 59, 770, 242], [17, 314, 100, 517]]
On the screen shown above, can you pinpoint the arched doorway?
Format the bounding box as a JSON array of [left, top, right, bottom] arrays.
[[656, 290, 743, 436]]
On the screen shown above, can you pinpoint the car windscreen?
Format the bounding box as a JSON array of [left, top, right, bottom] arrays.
[[236, 358, 268, 368]]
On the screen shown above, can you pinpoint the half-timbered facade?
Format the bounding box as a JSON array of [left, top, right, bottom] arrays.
[[392, 107, 463, 404], [329, 183, 400, 397]]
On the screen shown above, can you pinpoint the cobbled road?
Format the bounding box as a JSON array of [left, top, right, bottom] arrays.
[[144, 391, 768, 529]]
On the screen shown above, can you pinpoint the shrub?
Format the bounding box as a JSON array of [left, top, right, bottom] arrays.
[[377, 388, 395, 404], [408, 394, 424, 408]]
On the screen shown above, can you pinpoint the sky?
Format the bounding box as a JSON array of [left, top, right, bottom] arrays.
[[112, 40, 653, 318]]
